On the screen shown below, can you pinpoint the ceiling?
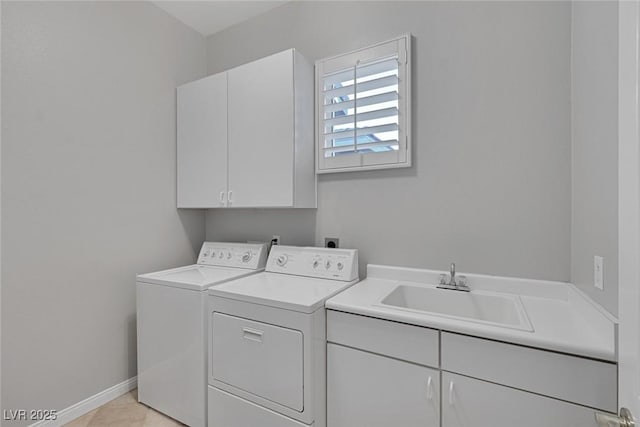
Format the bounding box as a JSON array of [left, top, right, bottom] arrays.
[[152, 1, 288, 37]]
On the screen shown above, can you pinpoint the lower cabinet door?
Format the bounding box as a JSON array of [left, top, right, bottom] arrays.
[[327, 343, 439, 427], [442, 372, 600, 427]]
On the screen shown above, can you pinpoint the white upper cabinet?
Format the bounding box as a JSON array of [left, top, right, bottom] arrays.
[[228, 52, 294, 207], [177, 49, 316, 209], [177, 72, 228, 208]]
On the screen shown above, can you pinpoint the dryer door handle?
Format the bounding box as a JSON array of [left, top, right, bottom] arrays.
[[242, 327, 263, 342]]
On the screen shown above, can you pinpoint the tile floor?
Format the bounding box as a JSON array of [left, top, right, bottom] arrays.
[[63, 389, 184, 427]]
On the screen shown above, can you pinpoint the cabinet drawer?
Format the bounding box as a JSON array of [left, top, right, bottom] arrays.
[[328, 343, 439, 427], [211, 313, 303, 411], [441, 332, 616, 411], [327, 310, 439, 367], [442, 372, 599, 427]]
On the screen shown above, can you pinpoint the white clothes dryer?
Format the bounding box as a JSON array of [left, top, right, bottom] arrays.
[[207, 245, 359, 427]]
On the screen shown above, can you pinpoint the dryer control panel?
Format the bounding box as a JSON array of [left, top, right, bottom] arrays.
[[266, 246, 359, 281], [197, 242, 268, 270]]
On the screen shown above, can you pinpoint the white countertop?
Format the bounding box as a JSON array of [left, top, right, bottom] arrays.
[[325, 265, 617, 362]]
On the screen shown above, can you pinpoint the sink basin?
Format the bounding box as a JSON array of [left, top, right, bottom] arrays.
[[379, 285, 533, 331]]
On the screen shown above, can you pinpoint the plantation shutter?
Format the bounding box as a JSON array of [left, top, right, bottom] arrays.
[[316, 35, 411, 173]]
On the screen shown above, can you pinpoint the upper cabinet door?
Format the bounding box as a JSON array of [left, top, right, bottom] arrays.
[[177, 72, 228, 208], [227, 50, 295, 208]]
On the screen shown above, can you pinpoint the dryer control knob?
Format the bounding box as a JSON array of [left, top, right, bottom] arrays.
[[242, 252, 252, 263], [227, 252, 232, 259], [325, 260, 332, 270], [276, 254, 288, 267], [312, 260, 320, 269]]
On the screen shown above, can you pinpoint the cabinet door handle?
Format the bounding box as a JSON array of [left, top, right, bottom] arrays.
[[448, 381, 455, 406], [219, 191, 225, 206], [228, 190, 233, 206], [426, 376, 433, 400]]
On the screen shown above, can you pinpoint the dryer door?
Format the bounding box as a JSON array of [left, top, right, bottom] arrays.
[[211, 313, 304, 411]]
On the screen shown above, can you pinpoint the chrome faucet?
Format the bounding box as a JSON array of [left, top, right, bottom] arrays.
[[437, 262, 470, 292]]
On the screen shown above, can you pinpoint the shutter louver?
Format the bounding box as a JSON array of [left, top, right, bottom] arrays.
[[322, 57, 400, 158]]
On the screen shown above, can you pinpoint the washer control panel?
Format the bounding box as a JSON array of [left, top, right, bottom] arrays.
[[266, 246, 359, 281], [197, 242, 268, 270]]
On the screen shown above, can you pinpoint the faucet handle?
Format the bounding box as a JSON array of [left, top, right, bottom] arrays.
[[457, 275, 468, 288]]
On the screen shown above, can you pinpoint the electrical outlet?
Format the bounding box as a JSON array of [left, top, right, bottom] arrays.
[[324, 237, 339, 249], [271, 235, 280, 246], [594, 256, 604, 290]]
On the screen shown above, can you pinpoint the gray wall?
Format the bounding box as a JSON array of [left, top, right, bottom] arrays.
[[205, 1, 572, 281], [1, 2, 206, 423], [571, 2, 619, 315]]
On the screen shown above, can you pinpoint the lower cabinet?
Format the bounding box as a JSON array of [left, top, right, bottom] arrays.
[[326, 310, 614, 427], [442, 372, 598, 427], [327, 343, 440, 427]]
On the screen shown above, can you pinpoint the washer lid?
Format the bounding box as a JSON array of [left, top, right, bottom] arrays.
[[137, 265, 262, 291], [208, 272, 358, 313]]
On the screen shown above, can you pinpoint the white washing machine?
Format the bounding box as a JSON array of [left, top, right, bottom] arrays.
[[136, 241, 267, 427], [207, 245, 359, 427]]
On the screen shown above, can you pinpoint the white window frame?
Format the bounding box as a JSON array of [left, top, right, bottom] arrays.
[[315, 34, 412, 174]]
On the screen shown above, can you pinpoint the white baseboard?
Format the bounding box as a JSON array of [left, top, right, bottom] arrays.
[[29, 376, 137, 427]]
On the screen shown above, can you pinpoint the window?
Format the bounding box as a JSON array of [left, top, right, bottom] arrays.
[[316, 34, 411, 173]]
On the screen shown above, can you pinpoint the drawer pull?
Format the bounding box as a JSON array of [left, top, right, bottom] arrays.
[[448, 381, 455, 405], [426, 376, 434, 401], [242, 327, 263, 342]]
